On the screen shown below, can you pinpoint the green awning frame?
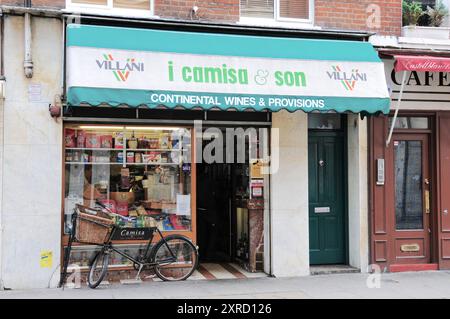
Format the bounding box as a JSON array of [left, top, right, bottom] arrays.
[[66, 25, 390, 114]]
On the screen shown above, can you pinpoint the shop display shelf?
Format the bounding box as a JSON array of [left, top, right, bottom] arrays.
[[65, 148, 121, 151], [125, 162, 182, 166], [65, 162, 125, 165], [126, 148, 182, 152], [65, 161, 183, 166]]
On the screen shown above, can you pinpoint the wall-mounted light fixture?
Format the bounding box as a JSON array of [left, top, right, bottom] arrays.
[[190, 5, 199, 19], [49, 94, 62, 120]]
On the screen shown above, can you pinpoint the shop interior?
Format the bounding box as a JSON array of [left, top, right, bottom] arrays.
[[196, 126, 265, 272], [62, 108, 270, 277]]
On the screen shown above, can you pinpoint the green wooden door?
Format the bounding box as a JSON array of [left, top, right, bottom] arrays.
[[308, 132, 346, 265]]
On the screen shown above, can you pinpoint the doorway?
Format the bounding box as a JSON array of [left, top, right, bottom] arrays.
[[197, 162, 233, 262], [196, 127, 253, 265], [308, 114, 347, 265], [389, 133, 431, 264]]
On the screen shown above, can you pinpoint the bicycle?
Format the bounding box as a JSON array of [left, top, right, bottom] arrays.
[[60, 201, 199, 289]]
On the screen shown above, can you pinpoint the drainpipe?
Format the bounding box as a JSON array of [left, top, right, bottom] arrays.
[[24, 0, 33, 78], [0, 8, 4, 290]]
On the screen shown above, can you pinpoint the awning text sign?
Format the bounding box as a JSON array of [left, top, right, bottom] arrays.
[[394, 55, 450, 72], [66, 25, 390, 114]]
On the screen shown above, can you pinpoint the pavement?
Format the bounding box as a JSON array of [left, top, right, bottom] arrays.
[[1, 271, 450, 299]]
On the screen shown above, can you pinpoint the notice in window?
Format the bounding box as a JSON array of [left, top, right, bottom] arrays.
[[176, 194, 191, 216]]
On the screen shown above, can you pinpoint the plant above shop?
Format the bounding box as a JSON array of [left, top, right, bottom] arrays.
[[403, 0, 425, 26], [426, 0, 449, 26], [402, 0, 449, 27]]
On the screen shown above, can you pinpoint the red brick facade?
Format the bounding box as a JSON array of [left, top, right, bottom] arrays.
[[1, 0, 402, 35], [1, 0, 65, 8], [155, 0, 239, 22], [315, 0, 402, 35]]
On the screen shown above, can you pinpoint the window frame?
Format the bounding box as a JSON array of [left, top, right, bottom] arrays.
[[65, 0, 155, 18], [239, 0, 314, 26], [275, 0, 314, 23]]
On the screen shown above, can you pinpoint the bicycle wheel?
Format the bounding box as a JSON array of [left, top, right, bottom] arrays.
[[152, 235, 198, 281], [88, 248, 109, 289]]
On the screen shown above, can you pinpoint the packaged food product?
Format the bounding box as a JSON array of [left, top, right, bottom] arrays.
[[116, 203, 128, 216], [101, 135, 113, 148], [114, 132, 124, 149], [128, 210, 139, 217], [159, 135, 170, 149], [127, 152, 135, 163], [64, 129, 76, 148], [85, 133, 101, 148], [169, 214, 185, 230], [149, 138, 159, 149], [111, 192, 135, 205], [99, 199, 117, 214], [138, 138, 148, 149], [136, 206, 147, 216], [128, 136, 138, 149], [142, 152, 161, 163], [135, 153, 142, 163], [76, 131, 86, 148]]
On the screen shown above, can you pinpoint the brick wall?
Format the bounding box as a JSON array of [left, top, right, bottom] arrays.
[[1, 0, 402, 35], [315, 0, 402, 36], [155, 0, 239, 22], [1, 0, 65, 8]]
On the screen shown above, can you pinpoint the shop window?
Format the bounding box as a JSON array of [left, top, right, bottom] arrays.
[[308, 113, 342, 130], [240, 0, 313, 22], [67, 0, 153, 16], [389, 117, 429, 129], [63, 125, 192, 241]]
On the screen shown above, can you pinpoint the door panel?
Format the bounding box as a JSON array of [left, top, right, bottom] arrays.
[[438, 114, 450, 269], [390, 134, 431, 263], [309, 133, 346, 265]]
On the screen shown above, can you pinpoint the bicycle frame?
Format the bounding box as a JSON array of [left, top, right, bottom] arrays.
[[59, 207, 185, 288], [102, 225, 178, 268]]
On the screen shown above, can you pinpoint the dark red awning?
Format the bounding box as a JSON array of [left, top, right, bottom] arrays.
[[394, 55, 450, 72]]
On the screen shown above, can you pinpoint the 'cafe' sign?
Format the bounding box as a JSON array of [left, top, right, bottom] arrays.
[[391, 68, 450, 87]]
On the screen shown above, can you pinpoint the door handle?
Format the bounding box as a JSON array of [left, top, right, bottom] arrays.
[[424, 190, 430, 214]]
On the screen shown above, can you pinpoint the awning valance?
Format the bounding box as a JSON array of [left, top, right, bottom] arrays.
[[66, 25, 390, 114], [394, 55, 450, 72]]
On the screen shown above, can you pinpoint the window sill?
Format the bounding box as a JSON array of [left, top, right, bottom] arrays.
[[238, 17, 319, 30], [401, 25, 450, 40], [63, 6, 157, 20]]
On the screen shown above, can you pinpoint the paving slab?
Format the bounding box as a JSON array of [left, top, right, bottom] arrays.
[[1, 271, 450, 299]]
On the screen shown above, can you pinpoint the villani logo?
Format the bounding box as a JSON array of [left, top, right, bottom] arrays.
[[96, 54, 144, 82], [327, 65, 367, 91]]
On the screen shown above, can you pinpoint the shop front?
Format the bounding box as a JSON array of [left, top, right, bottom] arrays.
[[63, 24, 390, 279], [369, 54, 450, 272]]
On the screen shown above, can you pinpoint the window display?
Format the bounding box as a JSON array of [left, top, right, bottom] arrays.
[[64, 125, 193, 238]]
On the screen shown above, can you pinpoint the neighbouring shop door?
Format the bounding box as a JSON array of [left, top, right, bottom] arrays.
[[308, 131, 346, 265], [390, 134, 431, 263]]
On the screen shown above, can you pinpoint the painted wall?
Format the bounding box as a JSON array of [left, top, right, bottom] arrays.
[[270, 110, 310, 277], [347, 114, 369, 272], [0, 15, 63, 289]]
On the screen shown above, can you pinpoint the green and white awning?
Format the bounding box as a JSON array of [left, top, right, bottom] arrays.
[[66, 25, 390, 114]]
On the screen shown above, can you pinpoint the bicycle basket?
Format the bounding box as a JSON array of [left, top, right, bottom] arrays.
[[75, 210, 114, 245]]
